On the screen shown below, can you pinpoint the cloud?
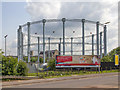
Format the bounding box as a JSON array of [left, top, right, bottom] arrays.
[[26, 2, 61, 20]]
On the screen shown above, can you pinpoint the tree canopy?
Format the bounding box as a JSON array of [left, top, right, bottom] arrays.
[[101, 46, 120, 62]]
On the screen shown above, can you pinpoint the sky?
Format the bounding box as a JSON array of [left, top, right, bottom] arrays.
[[1, 0, 119, 56]]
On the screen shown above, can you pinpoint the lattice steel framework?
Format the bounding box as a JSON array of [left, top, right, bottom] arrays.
[[17, 18, 107, 63]]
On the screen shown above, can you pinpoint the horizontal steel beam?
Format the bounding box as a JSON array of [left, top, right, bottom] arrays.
[[20, 18, 105, 28], [23, 42, 97, 47]]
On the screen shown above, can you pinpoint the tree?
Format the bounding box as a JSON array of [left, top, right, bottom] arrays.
[[101, 46, 120, 62]]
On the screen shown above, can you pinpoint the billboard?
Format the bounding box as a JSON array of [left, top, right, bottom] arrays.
[[56, 55, 101, 68]]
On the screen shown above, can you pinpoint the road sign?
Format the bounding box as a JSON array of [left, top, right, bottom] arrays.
[[115, 54, 119, 66]]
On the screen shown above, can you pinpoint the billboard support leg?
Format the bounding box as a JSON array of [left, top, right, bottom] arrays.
[[98, 65, 101, 73]]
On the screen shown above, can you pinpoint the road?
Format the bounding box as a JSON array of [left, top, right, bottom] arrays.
[[3, 73, 119, 88]]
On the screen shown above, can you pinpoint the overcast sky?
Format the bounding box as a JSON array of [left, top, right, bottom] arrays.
[[1, 0, 119, 56]]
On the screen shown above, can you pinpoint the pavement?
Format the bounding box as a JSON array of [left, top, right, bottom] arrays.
[[2, 72, 119, 88]]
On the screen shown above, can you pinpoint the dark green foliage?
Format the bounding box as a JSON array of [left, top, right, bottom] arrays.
[[23, 56, 28, 62], [1, 49, 28, 76], [101, 55, 112, 62], [48, 59, 55, 70], [2, 56, 18, 75], [30, 57, 37, 63], [17, 60, 28, 76], [39, 58, 43, 63], [23, 56, 44, 63], [101, 46, 120, 62]]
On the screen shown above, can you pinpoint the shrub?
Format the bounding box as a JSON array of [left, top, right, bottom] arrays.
[[2, 56, 18, 75], [17, 60, 28, 76], [48, 59, 55, 70], [39, 58, 43, 63], [30, 57, 37, 63]]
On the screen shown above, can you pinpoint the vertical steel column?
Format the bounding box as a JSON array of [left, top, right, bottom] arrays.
[[58, 44, 60, 55], [92, 34, 94, 55], [27, 22, 31, 63], [96, 21, 99, 56], [37, 37, 40, 63], [59, 38, 61, 55], [104, 25, 107, 56], [62, 18, 66, 55], [19, 26, 22, 60], [48, 37, 50, 61], [21, 32, 23, 61], [71, 37, 73, 55], [82, 19, 85, 55], [100, 32, 102, 59], [17, 28, 20, 62], [42, 19, 46, 64]]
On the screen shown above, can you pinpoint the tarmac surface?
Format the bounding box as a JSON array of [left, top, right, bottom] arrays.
[[2, 72, 119, 88]]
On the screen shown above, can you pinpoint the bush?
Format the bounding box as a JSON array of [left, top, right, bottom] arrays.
[[48, 59, 55, 70], [2, 56, 18, 75], [17, 60, 28, 76], [30, 57, 37, 63], [39, 58, 43, 63]]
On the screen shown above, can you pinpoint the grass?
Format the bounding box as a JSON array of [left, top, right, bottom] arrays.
[[28, 69, 119, 78], [2, 69, 119, 81]]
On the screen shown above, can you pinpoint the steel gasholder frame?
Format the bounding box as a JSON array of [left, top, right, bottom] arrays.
[[17, 18, 107, 63]]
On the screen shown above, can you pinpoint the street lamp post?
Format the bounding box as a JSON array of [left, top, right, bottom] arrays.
[[4, 35, 8, 57]]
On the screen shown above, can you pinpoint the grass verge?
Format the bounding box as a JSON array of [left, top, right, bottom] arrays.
[[2, 69, 119, 81]]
